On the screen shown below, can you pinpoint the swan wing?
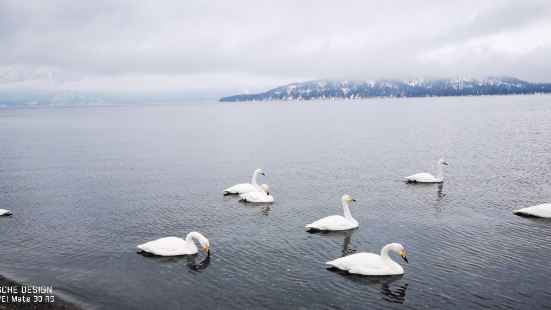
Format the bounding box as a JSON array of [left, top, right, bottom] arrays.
[[306, 215, 357, 231], [326, 253, 401, 275], [240, 191, 274, 203], [224, 183, 257, 194], [137, 237, 194, 256], [514, 203, 551, 218], [404, 173, 438, 183]]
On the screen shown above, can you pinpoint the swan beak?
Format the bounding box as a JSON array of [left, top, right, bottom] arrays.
[[204, 245, 210, 255], [443, 162, 448, 166], [350, 198, 356, 202], [260, 172, 266, 176], [400, 249, 408, 263]]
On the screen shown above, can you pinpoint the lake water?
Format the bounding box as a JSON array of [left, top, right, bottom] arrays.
[[1, 95, 550, 309]]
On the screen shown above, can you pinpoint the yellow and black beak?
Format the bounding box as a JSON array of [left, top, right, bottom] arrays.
[[443, 162, 448, 166], [400, 249, 408, 263], [204, 245, 210, 255], [350, 198, 356, 202]]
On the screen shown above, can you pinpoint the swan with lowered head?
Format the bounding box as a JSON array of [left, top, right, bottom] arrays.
[[224, 168, 265, 195], [306, 195, 358, 231], [240, 184, 274, 203], [405, 159, 448, 183], [137, 231, 210, 256], [514, 203, 551, 218], [0, 209, 12, 216], [326, 243, 408, 276]]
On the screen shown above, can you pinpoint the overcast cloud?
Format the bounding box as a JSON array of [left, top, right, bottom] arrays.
[[1, 0, 551, 95]]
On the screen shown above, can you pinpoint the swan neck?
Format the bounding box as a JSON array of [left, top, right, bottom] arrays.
[[251, 172, 259, 187], [437, 164, 443, 181], [185, 232, 201, 243], [380, 245, 395, 263], [342, 201, 353, 221]]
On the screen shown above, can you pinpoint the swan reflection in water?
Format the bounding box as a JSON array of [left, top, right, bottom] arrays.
[[307, 228, 358, 256], [436, 183, 446, 201], [138, 252, 211, 273], [241, 202, 271, 216], [405, 181, 446, 201], [185, 255, 211, 273], [340, 229, 357, 256], [330, 270, 408, 304], [380, 282, 408, 303], [259, 205, 271, 216], [374, 277, 408, 304]]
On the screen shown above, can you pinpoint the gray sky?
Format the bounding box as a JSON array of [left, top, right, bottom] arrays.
[[1, 0, 551, 95]]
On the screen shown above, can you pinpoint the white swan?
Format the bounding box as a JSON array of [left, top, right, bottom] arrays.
[[306, 195, 358, 231], [326, 243, 408, 276], [514, 203, 551, 218], [405, 159, 448, 183], [224, 168, 265, 195], [137, 231, 210, 256], [239, 184, 274, 203], [0, 209, 12, 216]]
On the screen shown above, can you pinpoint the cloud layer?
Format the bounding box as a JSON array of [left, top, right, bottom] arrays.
[[1, 0, 551, 95]]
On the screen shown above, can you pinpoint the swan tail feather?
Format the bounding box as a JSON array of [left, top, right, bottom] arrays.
[[513, 210, 534, 217], [325, 260, 338, 268]]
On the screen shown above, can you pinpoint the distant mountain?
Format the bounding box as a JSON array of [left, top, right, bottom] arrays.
[[0, 90, 217, 107], [0, 91, 109, 107], [219, 77, 551, 102]]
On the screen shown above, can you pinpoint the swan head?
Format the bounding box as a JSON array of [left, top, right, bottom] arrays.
[[342, 195, 356, 204], [260, 184, 270, 195], [255, 168, 266, 176], [438, 159, 448, 166], [389, 243, 408, 263], [199, 237, 210, 256], [190, 232, 210, 255]]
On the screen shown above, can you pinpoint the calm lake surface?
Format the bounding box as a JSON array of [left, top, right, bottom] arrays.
[[1, 96, 550, 309]]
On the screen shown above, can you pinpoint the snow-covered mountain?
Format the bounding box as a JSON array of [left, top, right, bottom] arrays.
[[219, 77, 551, 102]]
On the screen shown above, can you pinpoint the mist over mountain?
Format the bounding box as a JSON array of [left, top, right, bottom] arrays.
[[0, 90, 220, 107], [219, 77, 551, 102]]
